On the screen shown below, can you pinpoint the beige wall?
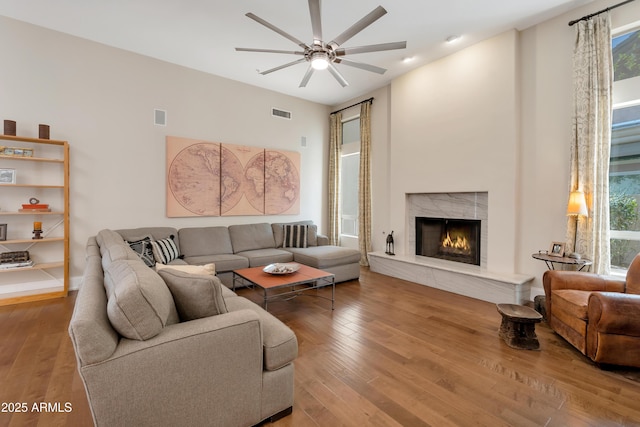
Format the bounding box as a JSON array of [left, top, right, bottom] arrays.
[[0, 16, 330, 288]]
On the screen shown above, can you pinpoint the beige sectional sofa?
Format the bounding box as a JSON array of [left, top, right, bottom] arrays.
[[69, 221, 359, 426]]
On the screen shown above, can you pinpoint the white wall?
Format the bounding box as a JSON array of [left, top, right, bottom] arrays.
[[389, 30, 520, 273], [0, 16, 330, 286]]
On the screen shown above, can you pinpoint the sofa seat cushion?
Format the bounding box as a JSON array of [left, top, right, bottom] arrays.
[[285, 246, 361, 269], [183, 254, 249, 273], [553, 289, 591, 320], [158, 269, 228, 321], [229, 223, 276, 253], [224, 297, 298, 371], [104, 259, 179, 340], [235, 249, 294, 267]]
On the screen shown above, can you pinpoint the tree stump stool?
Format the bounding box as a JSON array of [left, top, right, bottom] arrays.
[[496, 303, 543, 350]]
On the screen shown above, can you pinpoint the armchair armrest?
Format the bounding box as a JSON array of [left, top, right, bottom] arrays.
[[588, 292, 640, 337]]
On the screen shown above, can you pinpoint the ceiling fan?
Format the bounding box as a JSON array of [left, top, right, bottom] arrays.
[[235, 0, 407, 88]]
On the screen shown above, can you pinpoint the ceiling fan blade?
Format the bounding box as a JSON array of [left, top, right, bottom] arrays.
[[260, 58, 307, 75], [236, 48, 305, 55], [245, 13, 309, 49], [308, 0, 322, 43], [299, 65, 315, 87], [327, 63, 349, 87], [334, 58, 386, 75], [336, 41, 407, 56], [328, 6, 387, 47]]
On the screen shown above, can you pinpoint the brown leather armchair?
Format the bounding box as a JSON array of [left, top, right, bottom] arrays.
[[542, 254, 640, 368]]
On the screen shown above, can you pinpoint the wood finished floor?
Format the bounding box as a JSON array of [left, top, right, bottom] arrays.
[[1, 268, 640, 426]]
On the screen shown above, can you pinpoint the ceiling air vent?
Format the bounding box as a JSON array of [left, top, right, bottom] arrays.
[[271, 107, 292, 120]]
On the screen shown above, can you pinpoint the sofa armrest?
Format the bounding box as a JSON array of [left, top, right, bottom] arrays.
[[588, 292, 640, 337], [80, 309, 265, 426], [317, 234, 329, 246]]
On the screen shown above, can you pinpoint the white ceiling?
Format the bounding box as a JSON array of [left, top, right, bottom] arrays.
[[0, 0, 595, 105]]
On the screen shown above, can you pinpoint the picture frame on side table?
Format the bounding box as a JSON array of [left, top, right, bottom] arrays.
[[0, 224, 7, 241], [0, 168, 16, 184], [549, 241, 566, 258]]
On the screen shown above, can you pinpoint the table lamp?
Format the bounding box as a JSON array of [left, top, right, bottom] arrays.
[[567, 190, 588, 258]]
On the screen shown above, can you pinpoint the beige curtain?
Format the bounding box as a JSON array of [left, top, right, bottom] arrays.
[[566, 13, 613, 274], [358, 102, 372, 266], [328, 112, 342, 246]]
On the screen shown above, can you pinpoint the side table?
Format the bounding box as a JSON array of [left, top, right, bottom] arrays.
[[532, 252, 592, 271]]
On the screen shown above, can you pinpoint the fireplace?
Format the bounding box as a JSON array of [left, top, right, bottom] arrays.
[[415, 217, 481, 266]]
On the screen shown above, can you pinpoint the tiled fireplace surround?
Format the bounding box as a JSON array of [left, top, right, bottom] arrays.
[[369, 192, 533, 304]]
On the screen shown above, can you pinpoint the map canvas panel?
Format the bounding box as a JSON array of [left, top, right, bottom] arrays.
[[221, 144, 265, 216], [265, 149, 300, 215], [166, 136, 221, 217]]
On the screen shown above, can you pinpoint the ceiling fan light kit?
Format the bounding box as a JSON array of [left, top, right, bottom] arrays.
[[236, 0, 407, 88]]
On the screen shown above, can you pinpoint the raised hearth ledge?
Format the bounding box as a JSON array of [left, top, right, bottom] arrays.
[[368, 252, 533, 305]]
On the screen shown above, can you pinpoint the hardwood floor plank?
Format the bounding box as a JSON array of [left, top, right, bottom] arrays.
[[2, 268, 640, 426]]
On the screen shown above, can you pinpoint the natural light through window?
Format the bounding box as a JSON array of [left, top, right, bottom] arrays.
[[610, 27, 640, 273], [341, 117, 360, 238]]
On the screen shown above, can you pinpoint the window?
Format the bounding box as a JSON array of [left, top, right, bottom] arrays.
[[610, 28, 640, 272], [341, 117, 360, 238]]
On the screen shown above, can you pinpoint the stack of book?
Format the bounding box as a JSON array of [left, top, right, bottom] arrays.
[[0, 260, 34, 269], [19, 203, 50, 212]]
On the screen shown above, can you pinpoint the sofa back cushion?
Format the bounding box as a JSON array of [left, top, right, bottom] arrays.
[[117, 227, 181, 254], [626, 253, 640, 294], [179, 226, 234, 256], [229, 223, 276, 253], [104, 259, 178, 340], [96, 229, 140, 270]]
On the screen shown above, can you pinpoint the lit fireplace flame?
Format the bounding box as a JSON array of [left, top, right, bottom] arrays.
[[441, 232, 470, 252]]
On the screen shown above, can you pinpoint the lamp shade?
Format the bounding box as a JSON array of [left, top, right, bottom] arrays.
[[567, 190, 588, 216]]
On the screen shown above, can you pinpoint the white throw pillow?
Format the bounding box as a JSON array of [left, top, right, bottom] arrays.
[[155, 263, 216, 275]]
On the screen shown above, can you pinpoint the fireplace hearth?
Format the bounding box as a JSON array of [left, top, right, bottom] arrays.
[[415, 217, 481, 266]]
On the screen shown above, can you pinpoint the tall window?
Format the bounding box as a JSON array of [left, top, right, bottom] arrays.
[[610, 28, 640, 272], [341, 116, 360, 238]]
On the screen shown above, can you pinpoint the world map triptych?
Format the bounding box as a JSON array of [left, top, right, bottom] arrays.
[[166, 136, 300, 217]]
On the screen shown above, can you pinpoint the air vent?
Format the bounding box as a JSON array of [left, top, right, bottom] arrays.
[[154, 109, 167, 126], [271, 108, 292, 120]]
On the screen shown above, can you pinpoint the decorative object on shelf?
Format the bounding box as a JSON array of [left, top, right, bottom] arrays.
[[549, 241, 566, 258], [0, 250, 30, 263], [566, 189, 589, 259], [0, 223, 6, 241], [0, 168, 16, 184], [38, 124, 50, 139], [385, 230, 395, 255], [0, 146, 35, 157], [33, 221, 43, 240], [3, 120, 16, 136], [20, 197, 50, 212]]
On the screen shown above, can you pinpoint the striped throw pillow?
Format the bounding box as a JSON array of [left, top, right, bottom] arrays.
[[283, 224, 308, 248], [150, 235, 180, 264]]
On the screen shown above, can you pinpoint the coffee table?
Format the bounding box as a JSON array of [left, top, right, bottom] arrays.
[[233, 264, 335, 311]]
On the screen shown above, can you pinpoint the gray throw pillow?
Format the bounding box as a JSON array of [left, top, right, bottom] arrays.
[[157, 269, 228, 321]]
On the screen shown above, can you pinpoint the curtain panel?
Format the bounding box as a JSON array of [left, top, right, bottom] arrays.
[[328, 112, 342, 246], [358, 102, 372, 266], [566, 13, 613, 274]]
